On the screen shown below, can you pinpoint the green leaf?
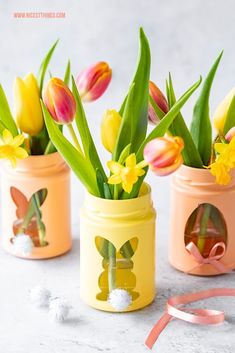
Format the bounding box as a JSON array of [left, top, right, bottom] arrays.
[[0, 85, 18, 136], [37, 40, 59, 94], [223, 94, 235, 134], [42, 101, 99, 196], [136, 77, 202, 161], [103, 183, 112, 199], [64, 60, 71, 86], [113, 83, 135, 160], [118, 143, 131, 164], [190, 52, 223, 165], [121, 77, 202, 200], [72, 77, 107, 181], [167, 74, 203, 168], [115, 28, 151, 158]]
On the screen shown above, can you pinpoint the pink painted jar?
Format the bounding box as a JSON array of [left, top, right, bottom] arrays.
[[169, 165, 235, 275], [1, 152, 71, 259]]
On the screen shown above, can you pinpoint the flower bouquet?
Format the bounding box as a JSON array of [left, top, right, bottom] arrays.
[[148, 51, 235, 275], [42, 28, 201, 311], [0, 42, 111, 259]]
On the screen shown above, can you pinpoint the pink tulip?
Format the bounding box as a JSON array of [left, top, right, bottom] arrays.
[[144, 135, 184, 176], [225, 126, 235, 142], [43, 78, 76, 124], [76, 62, 112, 102], [148, 81, 169, 124]]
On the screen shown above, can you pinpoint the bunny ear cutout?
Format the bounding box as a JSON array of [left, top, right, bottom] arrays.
[[10, 187, 29, 218], [95, 236, 116, 259], [29, 188, 48, 207], [119, 237, 138, 259]]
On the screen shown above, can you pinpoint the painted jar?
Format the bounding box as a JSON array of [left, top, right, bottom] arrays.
[[80, 184, 156, 312], [169, 164, 235, 275], [1, 152, 71, 259]]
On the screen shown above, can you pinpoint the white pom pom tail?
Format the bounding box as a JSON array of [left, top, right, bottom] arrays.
[[13, 234, 34, 256], [108, 289, 132, 311]]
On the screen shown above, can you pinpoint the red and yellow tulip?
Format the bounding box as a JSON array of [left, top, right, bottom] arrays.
[[144, 135, 184, 176], [43, 78, 76, 124], [148, 81, 169, 124], [76, 62, 112, 102]]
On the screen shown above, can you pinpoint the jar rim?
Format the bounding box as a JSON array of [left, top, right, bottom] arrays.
[[175, 164, 235, 187], [84, 183, 153, 214]]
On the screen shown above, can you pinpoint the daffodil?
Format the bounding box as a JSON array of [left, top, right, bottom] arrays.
[[209, 161, 231, 185], [208, 136, 235, 185], [107, 153, 147, 193], [0, 129, 28, 167]]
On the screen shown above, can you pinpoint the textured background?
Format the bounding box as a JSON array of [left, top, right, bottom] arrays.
[[0, 1, 235, 352]]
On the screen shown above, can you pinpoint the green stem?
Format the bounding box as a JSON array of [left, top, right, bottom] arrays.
[[197, 204, 212, 255], [18, 203, 35, 234], [113, 185, 119, 200], [108, 242, 116, 292], [44, 140, 53, 155], [31, 195, 46, 247], [67, 123, 83, 154]]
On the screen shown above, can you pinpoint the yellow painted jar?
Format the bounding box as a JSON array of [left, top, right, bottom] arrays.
[[1, 152, 71, 259], [169, 165, 235, 275], [80, 183, 156, 312]]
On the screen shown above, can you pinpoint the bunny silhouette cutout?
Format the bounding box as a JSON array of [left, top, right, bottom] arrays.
[[95, 236, 139, 301], [10, 187, 48, 247]]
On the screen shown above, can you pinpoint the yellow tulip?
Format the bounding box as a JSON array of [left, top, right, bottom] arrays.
[[213, 88, 235, 132], [14, 73, 44, 136], [101, 109, 121, 153]]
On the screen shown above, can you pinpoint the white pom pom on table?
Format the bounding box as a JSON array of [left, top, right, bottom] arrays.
[[49, 298, 72, 322], [29, 286, 51, 307]]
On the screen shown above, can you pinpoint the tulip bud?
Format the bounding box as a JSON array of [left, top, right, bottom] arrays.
[[225, 126, 235, 142], [76, 62, 112, 102], [101, 110, 121, 153], [213, 88, 235, 132], [144, 135, 184, 176], [148, 81, 169, 124], [14, 73, 44, 136], [43, 78, 76, 124]]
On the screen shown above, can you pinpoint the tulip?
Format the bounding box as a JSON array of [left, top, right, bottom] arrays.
[[14, 73, 44, 136], [76, 62, 112, 102], [225, 126, 235, 142], [43, 77, 76, 124], [144, 135, 184, 176], [148, 81, 169, 124], [101, 110, 121, 152], [213, 88, 235, 132]]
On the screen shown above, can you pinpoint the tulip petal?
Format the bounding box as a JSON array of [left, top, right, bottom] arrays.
[[152, 155, 183, 176]]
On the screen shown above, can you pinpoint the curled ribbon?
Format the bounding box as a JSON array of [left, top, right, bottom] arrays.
[[186, 241, 232, 274], [145, 288, 235, 349]]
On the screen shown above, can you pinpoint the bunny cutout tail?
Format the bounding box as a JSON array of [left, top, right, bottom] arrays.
[[108, 289, 132, 311], [13, 234, 34, 256], [49, 298, 72, 322]]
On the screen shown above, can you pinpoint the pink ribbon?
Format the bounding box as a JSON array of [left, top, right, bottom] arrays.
[[145, 288, 235, 349], [186, 241, 232, 274]]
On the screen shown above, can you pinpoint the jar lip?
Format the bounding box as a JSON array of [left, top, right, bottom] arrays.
[[176, 164, 235, 186], [85, 183, 152, 209], [1, 151, 66, 171]]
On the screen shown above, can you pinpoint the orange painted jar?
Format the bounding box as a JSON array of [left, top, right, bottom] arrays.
[[1, 152, 71, 259], [169, 165, 235, 275]]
